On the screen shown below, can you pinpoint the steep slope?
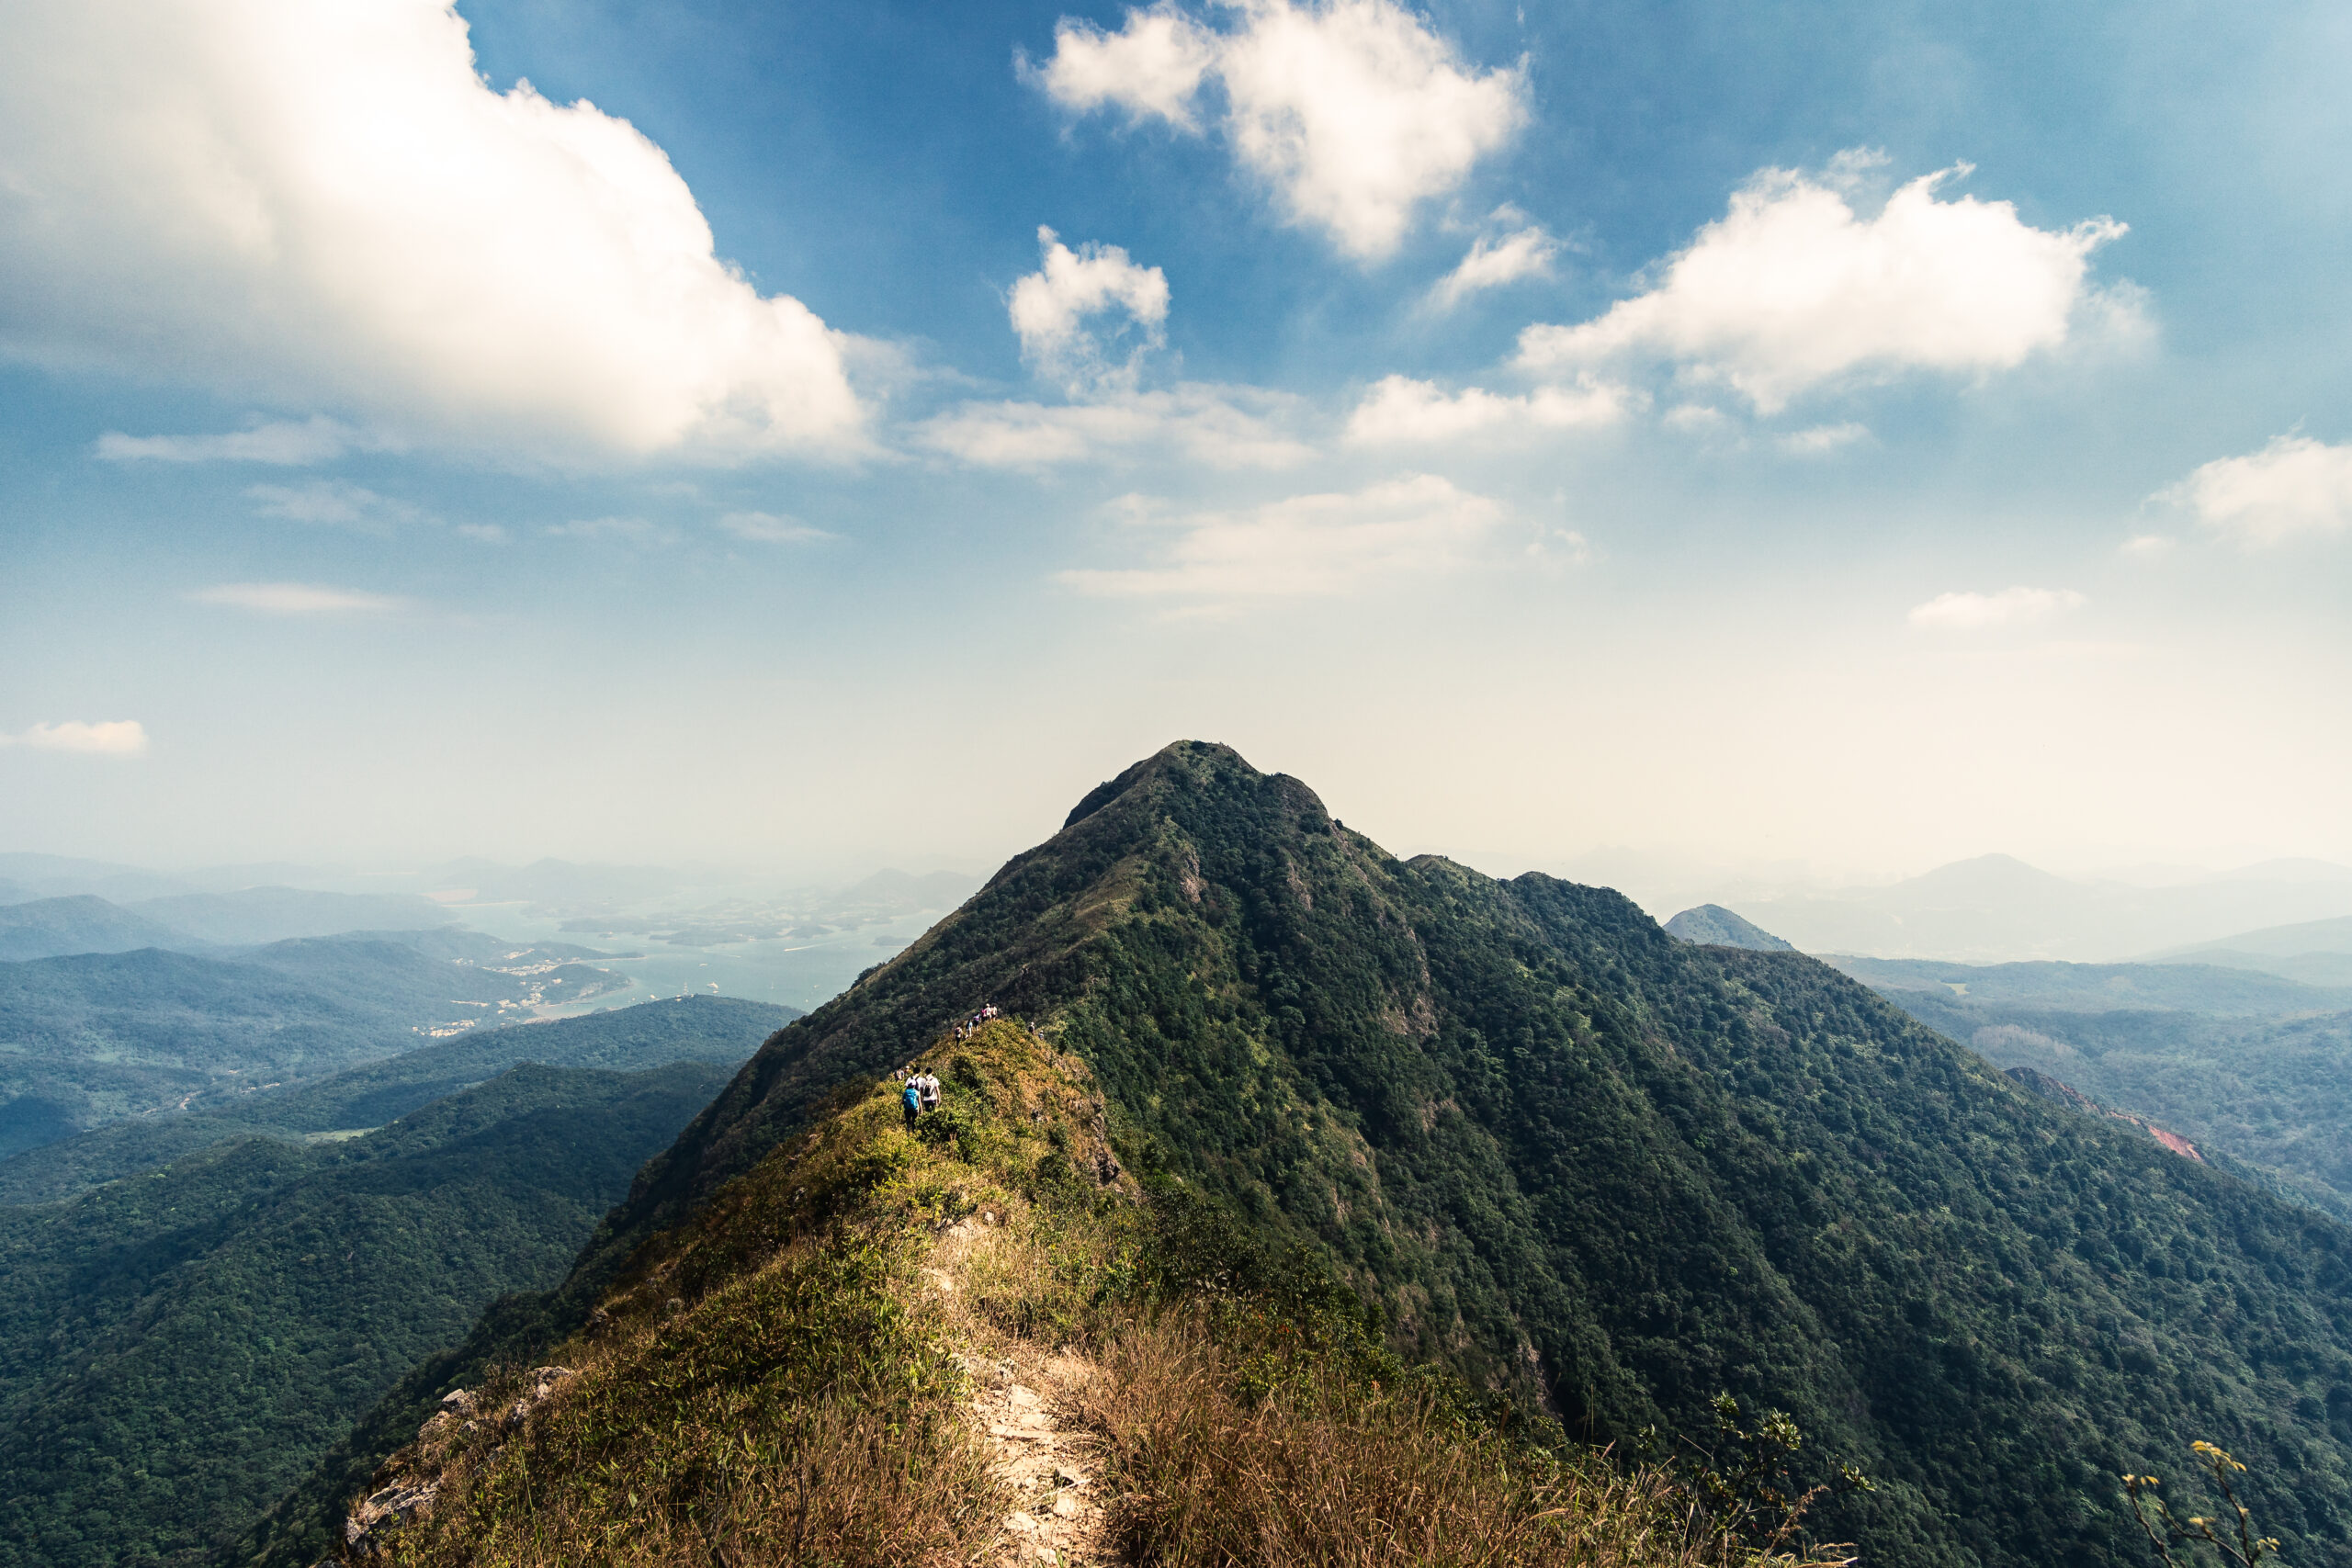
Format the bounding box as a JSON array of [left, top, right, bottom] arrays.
[[276, 743, 2352, 1567], [283, 1020, 1824, 1568], [0, 1057, 741, 1568], [1872, 982, 2352, 1221]]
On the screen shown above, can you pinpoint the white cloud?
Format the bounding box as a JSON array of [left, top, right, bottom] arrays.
[[1058, 473, 1504, 599], [718, 511, 835, 544], [1779, 422, 1870, 456], [456, 523, 512, 546], [1428, 221, 1558, 310], [188, 581, 408, 616], [1345, 374, 1632, 445], [1031, 4, 1217, 130], [1009, 228, 1170, 392], [1907, 586, 2086, 629], [920, 385, 1314, 469], [246, 479, 429, 531], [1517, 154, 2128, 412], [2120, 533, 2175, 558], [1033, 0, 1526, 259], [94, 418, 374, 466], [0, 719, 150, 756], [2160, 434, 2352, 546], [1, 0, 862, 462], [543, 516, 681, 547]]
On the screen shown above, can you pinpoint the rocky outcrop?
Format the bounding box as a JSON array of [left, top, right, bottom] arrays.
[[334, 1372, 575, 1561], [2005, 1066, 2205, 1162]]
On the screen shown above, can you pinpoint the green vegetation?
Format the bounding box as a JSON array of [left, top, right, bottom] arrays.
[[253, 743, 2352, 1567], [0, 938, 627, 1156], [1871, 981, 2352, 1220], [1667, 905, 1795, 952], [2125, 1442, 2282, 1568], [0, 895, 182, 961], [0, 1056, 741, 1568], [1827, 955, 2352, 1016], [0, 995, 795, 1202], [301, 1021, 1848, 1568]]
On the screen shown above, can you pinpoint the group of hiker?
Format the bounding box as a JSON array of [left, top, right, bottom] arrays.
[[902, 1003, 1003, 1126], [900, 1066, 940, 1128]]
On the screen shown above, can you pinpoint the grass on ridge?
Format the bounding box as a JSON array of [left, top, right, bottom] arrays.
[[342, 1021, 1855, 1568]]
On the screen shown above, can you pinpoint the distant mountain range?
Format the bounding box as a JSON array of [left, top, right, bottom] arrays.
[[0, 887, 458, 960], [1716, 852, 2352, 963], [0, 934, 628, 1156]]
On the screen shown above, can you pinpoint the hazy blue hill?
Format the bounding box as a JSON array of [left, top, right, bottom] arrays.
[[128, 886, 458, 945], [0, 1058, 738, 1568], [0, 942, 626, 1157], [1826, 953, 2352, 1015], [2156, 915, 2352, 987], [232, 932, 622, 1019], [0, 853, 197, 905], [1731, 857, 2352, 963], [274, 742, 2352, 1568], [2165, 912, 2352, 959], [0, 895, 188, 961], [1663, 902, 1793, 950], [332, 926, 612, 964], [0, 995, 795, 1203]]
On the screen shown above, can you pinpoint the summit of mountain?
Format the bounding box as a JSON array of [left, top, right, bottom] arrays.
[[1873, 852, 2088, 905], [1663, 903, 1794, 951], [0, 894, 189, 961], [261, 742, 2352, 1568]]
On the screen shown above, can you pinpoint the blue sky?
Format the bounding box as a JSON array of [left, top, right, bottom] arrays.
[[3, 0, 2347, 882]]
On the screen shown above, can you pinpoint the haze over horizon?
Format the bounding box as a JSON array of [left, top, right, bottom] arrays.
[[6, 0, 2349, 884]]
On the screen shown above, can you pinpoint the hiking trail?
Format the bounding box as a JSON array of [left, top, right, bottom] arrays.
[[930, 1211, 1111, 1567]]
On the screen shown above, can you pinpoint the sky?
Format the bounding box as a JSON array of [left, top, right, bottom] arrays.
[[3, 0, 2348, 886]]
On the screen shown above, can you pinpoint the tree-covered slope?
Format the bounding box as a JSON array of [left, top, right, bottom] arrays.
[[0, 895, 187, 961], [0, 995, 796, 1203], [0, 940, 625, 1157], [0, 1057, 740, 1568], [1666, 903, 1795, 951], [272, 743, 2352, 1568], [1871, 982, 2352, 1223]]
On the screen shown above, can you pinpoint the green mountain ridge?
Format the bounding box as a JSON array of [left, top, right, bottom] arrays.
[[0, 939, 629, 1159], [0, 995, 798, 1204], [254, 743, 2352, 1567]]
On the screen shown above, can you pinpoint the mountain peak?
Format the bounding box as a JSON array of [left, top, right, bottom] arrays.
[[1663, 903, 1794, 951], [1060, 739, 1289, 829]]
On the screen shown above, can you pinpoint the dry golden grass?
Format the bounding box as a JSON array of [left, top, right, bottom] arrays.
[[342, 1021, 1852, 1568], [1077, 1314, 1850, 1568]]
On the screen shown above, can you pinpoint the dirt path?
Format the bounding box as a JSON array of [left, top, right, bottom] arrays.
[[927, 1216, 1112, 1567]]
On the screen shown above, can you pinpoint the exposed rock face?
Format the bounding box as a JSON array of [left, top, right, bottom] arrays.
[[334, 1371, 577, 1559], [341, 1477, 435, 1560], [2004, 1066, 2206, 1162]]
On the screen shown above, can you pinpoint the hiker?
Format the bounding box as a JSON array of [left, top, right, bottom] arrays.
[[902, 1074, 922, 1130], [921, 1071, 942, 1111]]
